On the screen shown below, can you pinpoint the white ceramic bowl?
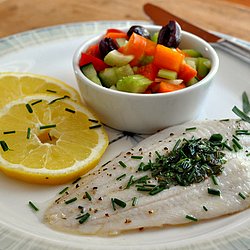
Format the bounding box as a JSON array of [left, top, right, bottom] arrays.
[[73, 25, 219, 134]]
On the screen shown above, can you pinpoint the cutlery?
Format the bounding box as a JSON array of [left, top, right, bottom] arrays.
[[144, 3, 250, 64]]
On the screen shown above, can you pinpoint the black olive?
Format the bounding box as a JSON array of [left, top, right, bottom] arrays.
[[157, 20, 181, 48], [127, 25, 151, 39], [99, 37, 119, 58]]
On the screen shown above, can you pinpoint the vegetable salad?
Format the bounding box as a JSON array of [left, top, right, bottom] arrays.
[[79, 21, 211, 94]]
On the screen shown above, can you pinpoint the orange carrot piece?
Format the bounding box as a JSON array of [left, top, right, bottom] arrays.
[[105, 32, 128, 39], [158, 81, 186, 93], [178, 62, 197, 83], [153, 45, 184, 72]]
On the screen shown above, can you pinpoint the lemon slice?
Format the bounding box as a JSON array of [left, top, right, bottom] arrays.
[[0, 94, 108, 184], [0, 72, 81, 108]]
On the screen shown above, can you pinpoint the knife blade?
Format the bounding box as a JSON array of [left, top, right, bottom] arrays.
[[144, 3, 250, 64]]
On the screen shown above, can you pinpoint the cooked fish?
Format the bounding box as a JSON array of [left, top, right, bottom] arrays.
[[43, 119, 250, 235]]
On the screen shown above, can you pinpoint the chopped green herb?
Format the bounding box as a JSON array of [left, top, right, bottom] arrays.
[[65, 197, 77, 204], [26, 127, 31, 139], [111, 198, 116, 211], [242, 91, 250, 114], [238, 192, 247, 200], [247, 152, 250, 157], [132, 197, 138, 206], [235, 129, 250, 135], [209, 133, 223, 143], [40, 124, 56, 130], [3, 130, 16, 134], [46, 89, 57, 93], [25, 103, 33, 113], [89, 124, 102, 129], [232, 138, 243, 150], [85, 192, 92, 201], [172, 139, 181, 151], [185, 214, 198, 222], [232, 135, 240, 141], [28, 201, 39, 211], [116, 173, 126, 181], [211, 175, 219, 185], [49, 95, 70, 104], [203, 205, 208, 211], [31, 99, 42, 106], [88, 119, 99, 123], [78, 212, 90, 224], [113, 198, 126, 208], [59, 186, 69, 195], [65, 108, 75, 113], [149, 186, 165, 195], [207, 188, 221, 196], [72, 177, 81, 184], [0, 140, 9, 151], [118, 161, 127, 168], [232, 106, 250, 123], [131, 155, 143, 159], [222, 141, 233, 151], [137, 186, 153, 192], [185, 127, 197, 131], [125, 175, 134, 189]]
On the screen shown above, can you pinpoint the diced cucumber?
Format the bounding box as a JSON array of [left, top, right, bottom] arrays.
[[197, 58, 211, 78], [185, 57, 198, 70], [139, 55, 154, 65], [186, 77, 199, 86], [99, 67, 118, 87], [80, 63, 102, 85], [151, 32, 159, 43], [116, 74, 152, 93], [182, 49, 202, 58], [99, 64, 134, 87], [157, 69, 177, 80], [104, 50, 134, 67], [116, 38, 127, 47]]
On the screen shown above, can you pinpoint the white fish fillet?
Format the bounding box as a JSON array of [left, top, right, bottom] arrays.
[[44, 119, 250, 235]]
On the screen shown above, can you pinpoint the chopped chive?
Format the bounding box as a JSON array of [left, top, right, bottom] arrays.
[[235, 129, 250, 135], [89, 124, 102, 129], [85, 192, 92, 201], [65, 197, 77, 204], [125, 175, 134, 189], [88, 118, 99, 123], [233, 144, 238, 152], [185, 214, 198, 222], [59, 186, 69, 195], [232, 138, 243, 150], [26, 127, 31, 139], [185, 127, 197, 131], [203, 205, 208, 211], [0, 140, 9, 151], [118, 161, 127, 168], [46, 89, 57, 93], [220, 119, 230, 121], [49, 95, 70, 104], [78, 212, 90, 224], [65, 108, 75, 113], [233, 135, 240, 141], [232, 106, 250, 123], [207, 187, 221, 196], [222, 142, 233, 151], [113, 198, 126, 208], [111, 198, 116, 211], [211, 175, 219, 185], [3, 130, 15, 134], [155, 151, 161, 158], [242, 91, 250, 114], [116, 173, 126, 181], [132, 197, 138, 206], [40, 124, 56, 130], [72, 177, 81, 184], [31, 99, 42, 106], [173, 139, 181, 151], [134, 175, 149, 184], [131, 155, 143, 159], [28, 201, 39, 211], [149, 186, 165, 195], [210, 133, 223, 142], [238, 192, 246, 200], [137, 186, 153, 192], [247, 152, 250, 157], [25, 104, 33, 113]]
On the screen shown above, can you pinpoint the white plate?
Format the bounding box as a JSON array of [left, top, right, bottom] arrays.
[[0, 21, 249, 250]]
